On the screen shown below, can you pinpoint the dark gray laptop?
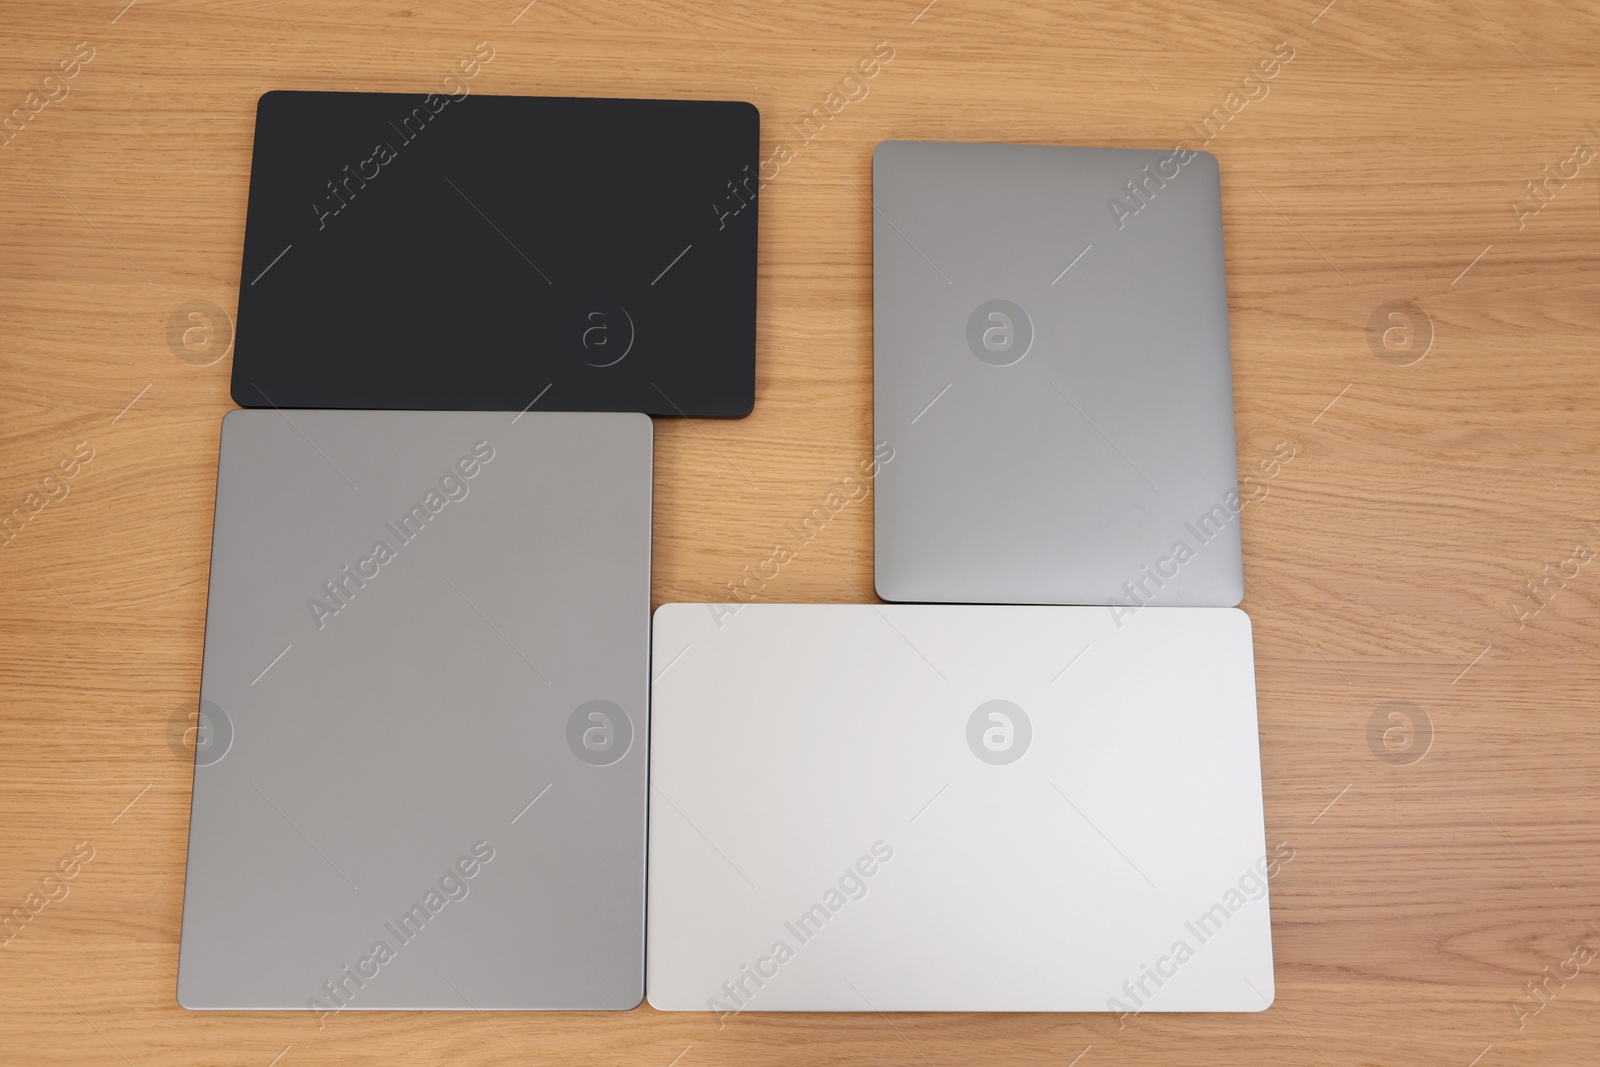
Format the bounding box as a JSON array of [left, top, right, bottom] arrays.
[[873, 141, 1243, 607], [177, 410, 651, 1013]]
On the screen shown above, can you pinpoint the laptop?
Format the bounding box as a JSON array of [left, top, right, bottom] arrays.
[[872, 141, 1243, 606], [178, 409, 652, 1012], [647, 603, 1275, 1013], [233, 91, 758, 417]]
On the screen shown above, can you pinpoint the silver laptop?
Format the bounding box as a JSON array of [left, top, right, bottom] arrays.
[[873, 141, 1243, 606], [178, 410, 652, 1013], [648, 603, 1275, 1013]]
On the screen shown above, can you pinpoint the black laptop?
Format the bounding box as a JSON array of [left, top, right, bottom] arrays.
[[234, 91, 759, 417]]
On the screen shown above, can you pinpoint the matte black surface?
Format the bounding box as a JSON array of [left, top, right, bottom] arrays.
[[234, 91, 758, 416]]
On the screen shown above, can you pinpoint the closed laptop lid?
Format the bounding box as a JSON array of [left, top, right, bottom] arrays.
[[648, 602, 1274, 1013], [234, 91, 758, 417], [873, 141, 1243, 606], [178, 409, 652, 1011]]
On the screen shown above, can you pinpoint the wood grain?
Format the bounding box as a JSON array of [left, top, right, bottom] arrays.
[[3, 0, 1598, 1063]]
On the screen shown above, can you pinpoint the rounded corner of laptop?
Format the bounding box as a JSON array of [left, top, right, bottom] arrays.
[[254, 88, 291, 117], [722, 387, 756, 420], [609, 981, 647, 1012], [226, 375, 253, 410], [622, 409, 656, 443], [652, 602, 704, 635], [174, 972, 209, 1012], [1244, 971, 1275, 1011], [732, 98, 761, 125], [872, 567, 910, 604]]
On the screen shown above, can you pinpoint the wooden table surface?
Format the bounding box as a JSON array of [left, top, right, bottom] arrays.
[[4, 1, 1599, 1064]]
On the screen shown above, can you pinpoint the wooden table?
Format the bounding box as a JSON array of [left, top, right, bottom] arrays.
[[3, 1, 1597, 1063]]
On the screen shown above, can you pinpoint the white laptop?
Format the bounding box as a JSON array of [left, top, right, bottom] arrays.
[[647, 603, 1275, 1014]]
